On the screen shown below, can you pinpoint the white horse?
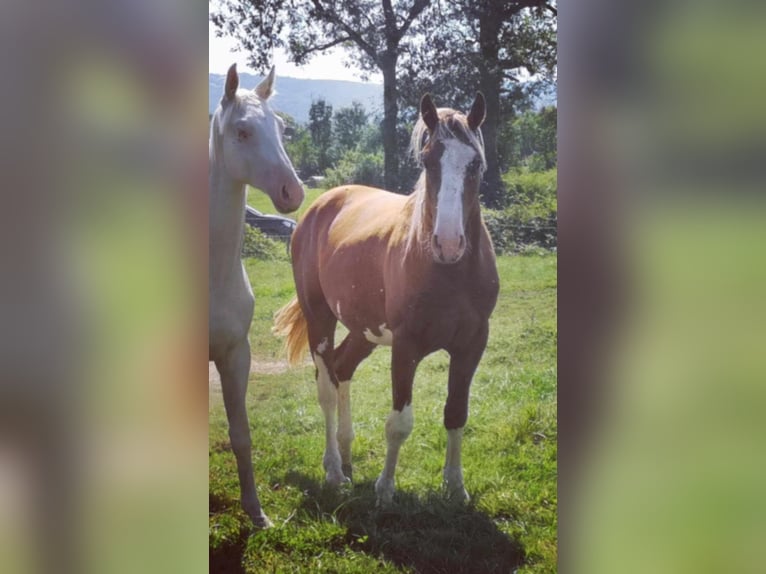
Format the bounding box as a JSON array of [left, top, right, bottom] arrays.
[[209, 63, 304, 527]]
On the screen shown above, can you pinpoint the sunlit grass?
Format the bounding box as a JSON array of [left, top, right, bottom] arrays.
[[210, 253, 557, 573]]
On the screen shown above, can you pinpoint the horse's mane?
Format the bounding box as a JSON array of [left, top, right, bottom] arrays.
[[405, 109, 486, 255]]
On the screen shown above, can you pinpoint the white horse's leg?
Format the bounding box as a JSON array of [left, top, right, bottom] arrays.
[[374, 405, 414, 506], [217, 339, 271, 527], [443, 427, 469, 501], [336, 380, 354, 479], [314, 354, 348, 486]]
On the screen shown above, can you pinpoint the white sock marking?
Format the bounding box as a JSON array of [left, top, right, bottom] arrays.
[[375, 405, 414, 505], [363, 323, 393, 346], [315, 355, 346, 485], [336, 380, 354, 469], [444, 427, 468, 500]]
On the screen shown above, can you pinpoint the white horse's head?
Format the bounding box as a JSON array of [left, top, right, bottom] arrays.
[[214, 63, 304, 213]]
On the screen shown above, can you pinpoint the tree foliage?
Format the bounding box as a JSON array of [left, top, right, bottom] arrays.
[[333, 102, 368, 154], [508, 105, 557, 171], [211, 0, 557, 204], [398, 0, 557, 206], [308, 98, 334, 171]]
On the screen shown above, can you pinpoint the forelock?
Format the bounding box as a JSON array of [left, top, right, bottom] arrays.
[[217, 91, 271, 136], [411, 108, 485, 167]]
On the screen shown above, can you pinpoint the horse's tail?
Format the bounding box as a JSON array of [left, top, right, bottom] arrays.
[[273, 297, 310, 366]]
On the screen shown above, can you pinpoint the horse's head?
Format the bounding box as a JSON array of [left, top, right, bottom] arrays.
[[217, 64, 304, 213], [414, 92, 486, 264]]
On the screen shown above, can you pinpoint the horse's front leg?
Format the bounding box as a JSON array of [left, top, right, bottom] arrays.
[[217, 337, 272, 528], [375, 339, 421, 506], [443, 326, 489, 501]]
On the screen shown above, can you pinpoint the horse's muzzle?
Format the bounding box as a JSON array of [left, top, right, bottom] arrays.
[[432, 233, 466, 264]]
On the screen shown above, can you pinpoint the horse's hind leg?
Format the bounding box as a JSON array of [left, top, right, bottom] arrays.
[[304, 303, 348, 486], [334, 334, 376, 480], [216, 338, 271, 527]]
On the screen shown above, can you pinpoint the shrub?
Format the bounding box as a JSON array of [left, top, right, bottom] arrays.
[[484, 168, 557, 254], [483, 209, 557, 255], [501, 169, 557, 215], [241, 226, 289, 261], [324, 149, 385, 189]]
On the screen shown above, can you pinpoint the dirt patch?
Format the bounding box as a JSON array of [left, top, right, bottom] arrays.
[[209, 356, 295, 389]]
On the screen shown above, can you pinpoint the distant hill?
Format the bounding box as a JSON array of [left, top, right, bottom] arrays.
[[209, 73, 383, 124], [209, 73, 556, 124]]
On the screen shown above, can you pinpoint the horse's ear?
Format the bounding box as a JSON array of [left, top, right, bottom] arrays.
[[224, 63, 239, 101], [467, 91, 486, 131], [420, 93, 439, 132], [255, 66, 276, 100]]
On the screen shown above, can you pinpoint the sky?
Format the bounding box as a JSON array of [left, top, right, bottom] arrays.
[[209, 18, 382, 84]]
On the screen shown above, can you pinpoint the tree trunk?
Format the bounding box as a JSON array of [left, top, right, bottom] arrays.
[[380, 53, 400, 192], [478, 7, 505, 208], [479, 78, 504, 208]]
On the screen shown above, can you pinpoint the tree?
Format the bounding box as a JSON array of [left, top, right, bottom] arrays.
[[285, 127, 319, 178], [509, 105, 557, 171], [211, 0, 432, 192], [333, 102, 368, 154], [308, 98, 334, 171], [399, 1, 557, 206]]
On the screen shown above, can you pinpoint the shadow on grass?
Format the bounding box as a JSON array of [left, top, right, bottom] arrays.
[[210, 475, 524, 573], [282, 471, 524, 573], [209, 494, 248, 574]]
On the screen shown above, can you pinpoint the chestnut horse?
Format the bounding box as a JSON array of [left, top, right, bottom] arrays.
[[210, 64, 304, 527], [274, 93, 499, 506]]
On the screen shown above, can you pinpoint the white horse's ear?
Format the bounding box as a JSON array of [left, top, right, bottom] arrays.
[[255, 66, 276, 100], [467, 91, 486, 131], [224, 63, 239, 101], [420, 93, 439, 132]]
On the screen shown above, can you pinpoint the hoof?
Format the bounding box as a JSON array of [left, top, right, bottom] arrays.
[[250, 512, 273, 529], [326, 471, 352, 488], [444, 483, 470, 503], [375, 476, 394, 507]]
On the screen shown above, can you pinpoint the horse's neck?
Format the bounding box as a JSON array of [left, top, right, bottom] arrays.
[[209, 156, 247, 285]]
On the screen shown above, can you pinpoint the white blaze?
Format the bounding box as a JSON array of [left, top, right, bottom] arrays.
[[434, 138, 475, 244]]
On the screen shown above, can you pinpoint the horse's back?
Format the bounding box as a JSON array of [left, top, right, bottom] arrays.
[[291, 185, 409, 333], [294, 185, 410, 254]]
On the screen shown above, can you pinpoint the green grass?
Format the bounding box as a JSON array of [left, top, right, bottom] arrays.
[[210, 253, 557, 573], [248, 186, 328, 222]]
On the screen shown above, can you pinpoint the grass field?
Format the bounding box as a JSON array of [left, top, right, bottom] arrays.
[[210, 191, 556, 573]]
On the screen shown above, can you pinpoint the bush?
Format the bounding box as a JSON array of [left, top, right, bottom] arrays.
[[241, 226, 289, 260], [483, 209, 557, 255], [484, 168, 557, 254], [501, 169, 557, 215], [323, 149, 385, 189]]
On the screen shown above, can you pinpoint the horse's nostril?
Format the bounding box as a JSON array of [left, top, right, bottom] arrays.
[[281, 185, 289, 200], [458, 235, 465, 250]]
